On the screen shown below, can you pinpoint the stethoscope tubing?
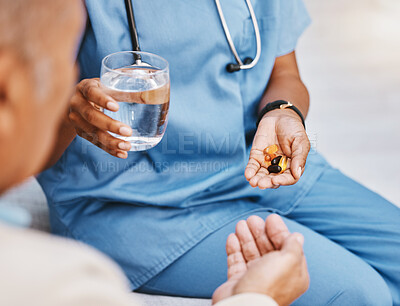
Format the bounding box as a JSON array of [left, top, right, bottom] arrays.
[[124, 0, 261, 71], [125, 0, 141, 52], [214, 0, 261, 70]]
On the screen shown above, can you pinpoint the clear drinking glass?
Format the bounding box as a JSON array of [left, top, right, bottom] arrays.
[[100, 51, 170, 151]]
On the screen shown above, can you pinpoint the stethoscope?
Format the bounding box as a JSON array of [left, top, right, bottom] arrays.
[[124, 0, 262, 73]]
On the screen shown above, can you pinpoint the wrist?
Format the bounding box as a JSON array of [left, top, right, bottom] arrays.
[[262, 108, 301, 120], [233, 280, 274, 300], [258, 109, 304, 132], [257, 100, 305, 129]]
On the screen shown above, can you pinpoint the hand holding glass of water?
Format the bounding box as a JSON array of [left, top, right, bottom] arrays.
[[101, 51, 170, 151]]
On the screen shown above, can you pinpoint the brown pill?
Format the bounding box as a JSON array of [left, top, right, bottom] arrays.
[[268, 165, 282, 174], [271, 156, 282, 165]]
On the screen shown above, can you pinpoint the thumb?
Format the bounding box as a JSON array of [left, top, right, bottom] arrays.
[[281, 233, 304, 257], [290, 135, 310, 180]]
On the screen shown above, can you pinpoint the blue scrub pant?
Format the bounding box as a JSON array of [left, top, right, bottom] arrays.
[[138, 168, 400, 305]]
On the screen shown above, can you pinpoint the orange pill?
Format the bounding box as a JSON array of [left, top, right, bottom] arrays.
[[264, 155, 271, 162], [269, 153, 277, 160], [263, 144, 278, 155]]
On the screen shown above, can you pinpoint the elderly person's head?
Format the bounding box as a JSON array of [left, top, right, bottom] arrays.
[[0, 0, 84, 192]]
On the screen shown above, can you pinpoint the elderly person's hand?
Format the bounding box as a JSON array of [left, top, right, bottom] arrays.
[[245, 108, 310, 189], [212, 214, 309, 306], [68, 78, 132, 158]]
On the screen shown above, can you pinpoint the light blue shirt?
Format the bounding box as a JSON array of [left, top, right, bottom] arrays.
[[38, 0, 327, 289]]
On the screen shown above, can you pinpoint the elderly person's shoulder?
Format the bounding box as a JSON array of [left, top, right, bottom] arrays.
[[0, 223, 279, 306], [0, 223, 136, 306]]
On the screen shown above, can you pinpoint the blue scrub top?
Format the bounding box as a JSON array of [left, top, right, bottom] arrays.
[[39, 0, 327, 289]]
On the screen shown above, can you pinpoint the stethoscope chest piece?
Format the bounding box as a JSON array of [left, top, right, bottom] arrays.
[[226, 57, 253, 73], [214, 0, 262, 73]]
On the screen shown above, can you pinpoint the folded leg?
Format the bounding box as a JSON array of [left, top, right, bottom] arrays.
[[138, 211, 391, 305], [288, 167, 400, 304]]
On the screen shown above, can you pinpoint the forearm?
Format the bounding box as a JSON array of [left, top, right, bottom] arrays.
[[41, 112, 76, 171], [259, 52, 309, 119]]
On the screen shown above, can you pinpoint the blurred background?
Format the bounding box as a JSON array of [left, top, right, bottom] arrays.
[[1, 0, 399, 218], [298, 0, 400, 206]]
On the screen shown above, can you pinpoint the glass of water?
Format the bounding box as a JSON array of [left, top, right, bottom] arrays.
[[100, 51, 170, 151]]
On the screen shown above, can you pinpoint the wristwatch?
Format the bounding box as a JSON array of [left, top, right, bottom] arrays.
[[256, 100, 306, 129]]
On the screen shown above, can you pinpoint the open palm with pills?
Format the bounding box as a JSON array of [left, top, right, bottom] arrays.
[[245, 109, 310, 189]]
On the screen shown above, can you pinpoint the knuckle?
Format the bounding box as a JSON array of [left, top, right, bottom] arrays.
[[227, 253, 241, 266], [101, 133, 115, 148], [80, 79, 98, 97], [77, 79, 86, 88], [89, 132, 99, 144], [109, 137, 120, 148], [83, 108, 95, 123], [77, 79, 89, 91], [228, 265, 242, 277], [70, 95, 79, 107], [244, 249, 259, 260], [68, 112, 77, 122], [86, 85, 97, 98], [106, 119, 119, 132], [80, 130, 92, 141], [93, 129, 104, 143]]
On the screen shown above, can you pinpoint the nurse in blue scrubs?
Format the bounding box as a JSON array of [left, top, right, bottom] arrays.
[[39, 0, 400, 304]]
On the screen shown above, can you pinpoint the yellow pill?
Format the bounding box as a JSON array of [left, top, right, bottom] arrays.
[[278, 156, 288, 173]]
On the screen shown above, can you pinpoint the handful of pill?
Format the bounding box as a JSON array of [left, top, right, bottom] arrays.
[[263, 145, 288, 174]]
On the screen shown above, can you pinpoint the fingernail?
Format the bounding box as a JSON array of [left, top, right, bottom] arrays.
[[106, 101, 119, 111], [117, 152, 126, 159], [119, 126, 132, 136], [297, 167, 302, 177], [118, 142, 130, 150], [295, 234, 304, 245]]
